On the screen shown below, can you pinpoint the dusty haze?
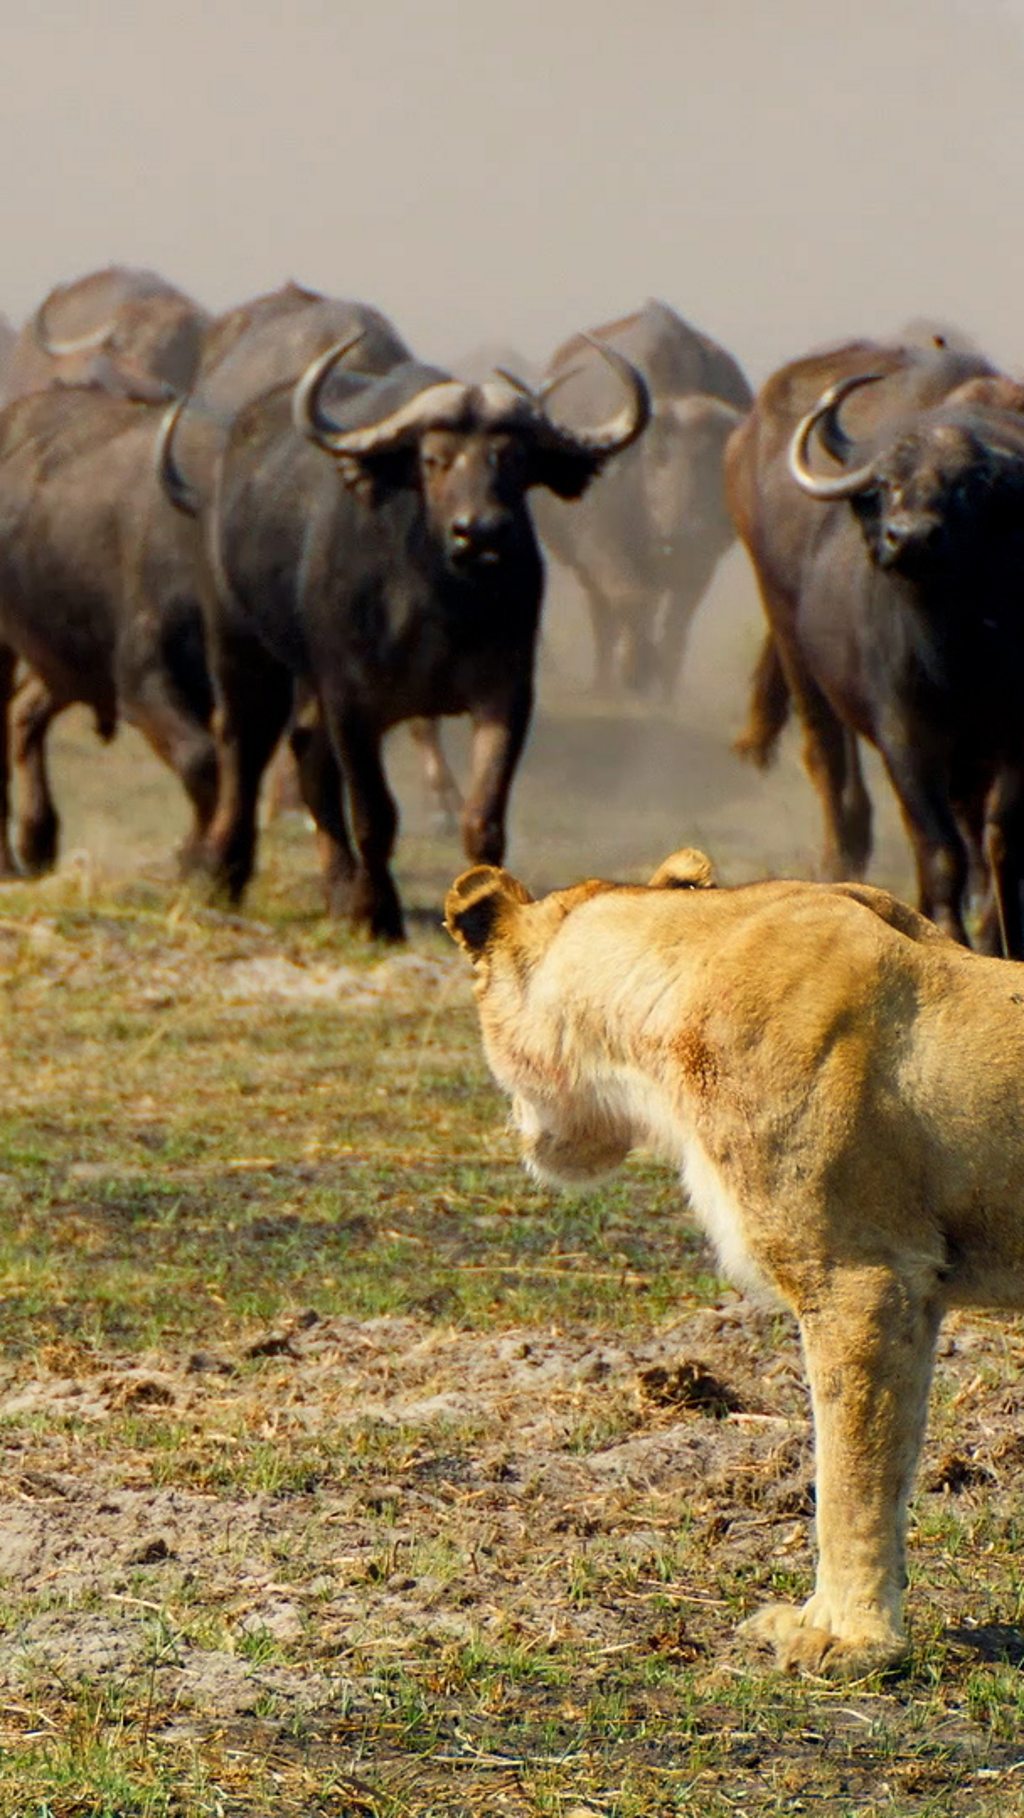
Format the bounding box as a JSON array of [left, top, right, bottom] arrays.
[[12, 0, 1024, 898], [3, 0, 1024, 379]]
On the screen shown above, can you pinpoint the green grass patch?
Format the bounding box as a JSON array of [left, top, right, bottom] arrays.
[[0, 714, 1019, 1814]]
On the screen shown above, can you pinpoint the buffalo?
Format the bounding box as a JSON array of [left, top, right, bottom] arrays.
[[163, 283, 412, 508], [533, 299, 751, 696], [195, 342, 650, 937], [159, 285, 462, 832], [0, 286, 415, 878], [0, 267, 216, 874], [0, 385, 216, 876], [5, 265, 209, 402], [728, 337, 1024, 954]]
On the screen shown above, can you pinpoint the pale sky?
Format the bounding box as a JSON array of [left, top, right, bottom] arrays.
[[2, 0, 1023, 381]]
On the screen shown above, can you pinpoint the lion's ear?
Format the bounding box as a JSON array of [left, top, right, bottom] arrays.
[[445, 867, 533, 954], [649, 848, 716, 890]]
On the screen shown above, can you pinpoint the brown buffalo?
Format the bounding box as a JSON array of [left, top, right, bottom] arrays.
[[5, 265, 209, 402], [0, 386, 215, 875], [729, 338, 1024, 954]]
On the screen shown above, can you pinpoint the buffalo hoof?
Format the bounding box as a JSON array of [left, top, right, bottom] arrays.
[[184, 854, 249, 909], [362, 913, 405, 943], [461, 819, 506, 869], [177, 832, 212, 879], [351, 902, 406, 943], [347, 873, 405, 942], [16, 815, 59, 877], [323, 879, 357, 921], [190, 834, 254, 907]]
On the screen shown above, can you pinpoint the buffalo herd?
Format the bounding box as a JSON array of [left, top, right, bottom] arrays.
[[2, 264, 1024, 953]]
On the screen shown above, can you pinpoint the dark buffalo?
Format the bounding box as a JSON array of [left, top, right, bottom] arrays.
[[5, 266, 210, 402], [164, 283, 412, 506], [0, 287, 416, 879], [0, 386, 216, 875], [197, 281, 409, 386], [533, 299, 752, 695], [158, 285, 464, 830], [0, 268, 212, 866], [196, 343, 650, 937], [727, 337, 1024, 954]]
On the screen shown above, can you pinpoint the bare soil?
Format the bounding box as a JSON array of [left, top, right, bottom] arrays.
[[0, 567, 1019, 1814]]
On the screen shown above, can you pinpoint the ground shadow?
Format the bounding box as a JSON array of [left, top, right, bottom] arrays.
[[946, 1623, 1024, 1666]]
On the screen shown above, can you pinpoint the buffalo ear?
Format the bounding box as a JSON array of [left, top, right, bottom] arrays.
[[528, 448, 606, 501], [648, 848, 716, 890], [445, 866, 533, 954]]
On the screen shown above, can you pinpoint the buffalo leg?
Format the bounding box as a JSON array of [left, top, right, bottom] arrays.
[[619, 611, 660, 697], [950, 787, 989, 929], [883, 745, 969, 944], [0, 648, 19, 876], [10, 672, 61, 875], [461, 689, 533, 867], [264, 743, 305, 821], [734, 633, 792, 768], [656, 545, 721, 702], [408, 716, 461, 831], [288, 712, 358, 917], [586, 586, 621, 694], [784, 654, 872, 880], [325, 707, 403, 940], [652, 584, 697, 703], [980, 766, 1024, 958], [264, 689, 317, 822], [201, 638, 294, 902], [124, 680, 219, 876]]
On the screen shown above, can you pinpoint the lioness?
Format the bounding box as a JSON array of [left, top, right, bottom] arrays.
[[445, 849, 1024, 1678]]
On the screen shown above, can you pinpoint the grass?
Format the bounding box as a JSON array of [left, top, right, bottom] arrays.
[[0, 704, 1019, 1814]]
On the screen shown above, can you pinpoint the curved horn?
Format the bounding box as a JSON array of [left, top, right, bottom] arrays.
[[537, 337, 650, 458], [34, 285, 114, 359], [156, 396, 200, 517], [291, 332, 367, 444], [493, 367, 534, 397], [292, 334, 475, 461], [494, 364, 587, 408], [788, 372, 886, 501], [495, 344, 649, 461]]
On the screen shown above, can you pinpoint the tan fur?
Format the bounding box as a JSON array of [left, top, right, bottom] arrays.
[[446, 849, 1024, 1678]]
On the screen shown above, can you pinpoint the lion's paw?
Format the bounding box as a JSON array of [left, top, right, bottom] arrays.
[[740, 1602, 906, 1679]]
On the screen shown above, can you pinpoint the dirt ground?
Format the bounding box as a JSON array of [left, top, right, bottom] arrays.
[[0, 561, 1021, 1815]]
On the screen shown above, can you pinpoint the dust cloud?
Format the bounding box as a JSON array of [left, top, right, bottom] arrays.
[[3, 1, 1023, 377], [6, 0, 1022, 893]]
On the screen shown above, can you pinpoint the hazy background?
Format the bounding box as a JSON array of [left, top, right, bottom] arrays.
[[13, 0, 1024, 897], [2, 0, 1023, 381]]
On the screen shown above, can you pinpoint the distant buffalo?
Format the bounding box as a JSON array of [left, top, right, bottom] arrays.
[[534, 299, 751, 696], [5, 265, 209, 402]]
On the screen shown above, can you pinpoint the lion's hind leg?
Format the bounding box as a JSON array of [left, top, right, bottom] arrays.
[[743, 1260, 943, 1678]]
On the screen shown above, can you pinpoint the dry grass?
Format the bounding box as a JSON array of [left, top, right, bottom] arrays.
[[0, 691, 1019, 1815]]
